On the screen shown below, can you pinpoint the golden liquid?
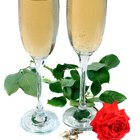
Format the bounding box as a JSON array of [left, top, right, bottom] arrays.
[[67, 0, 107, 54], [19, 0, 59, 58]]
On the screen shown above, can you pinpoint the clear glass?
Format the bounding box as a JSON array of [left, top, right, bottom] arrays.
[[63, 0, 107, 131], [19, 0, 59, 133]]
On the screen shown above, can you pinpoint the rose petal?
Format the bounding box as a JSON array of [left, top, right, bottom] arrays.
[[90, 101, 130, 140]]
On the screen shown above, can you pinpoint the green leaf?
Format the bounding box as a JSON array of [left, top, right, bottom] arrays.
[[86, 98, 95, 107], [63, 80, 80, 100], [4, 72, 22, 95], [72, 80, 80, 88], [71, 89, 80, 100], [87, 67, 110, 84], [48, 96, 67, 107], [61, 78, 75, 87], [86, 102, 95, 107], [73, 109, 90, 121], [19, 70, 38, 97], [99, 90, 127, 104], [30, 67, 36, 73], [88, 62, 105, 71], [52, 65, 64, 79], [52, 63, 78, 80], [63, 63, 78, 69], [71, 81, 80, 100], [63, 81, 80, 100], [54, 64, 65, 71], [70, 100, 79, 107], [49, 81, 63, 93], [70, 70, 80, 81], [100, 54, 120, 70], [86, 97, 94, 103], [91, 80, 102, 96], [63, 87, 72, 99], [93, 97, 102, 102]]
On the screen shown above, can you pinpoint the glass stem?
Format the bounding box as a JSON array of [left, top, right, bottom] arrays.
[[78, 54, 90, 110], [34, 58, 44, 112]]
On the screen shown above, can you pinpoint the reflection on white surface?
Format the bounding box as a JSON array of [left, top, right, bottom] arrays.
[[0, 0, 140, 139]]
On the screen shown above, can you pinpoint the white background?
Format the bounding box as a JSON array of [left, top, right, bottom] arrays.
[[0, 0, 140, 139]]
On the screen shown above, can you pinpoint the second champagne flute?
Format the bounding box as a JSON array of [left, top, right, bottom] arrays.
[[63, 0, 107, 130], [19, 0, 59, 133]]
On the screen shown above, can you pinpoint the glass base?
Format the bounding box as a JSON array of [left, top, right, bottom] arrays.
[[63, 107, 97, 131], [21, 109, 59, 134]]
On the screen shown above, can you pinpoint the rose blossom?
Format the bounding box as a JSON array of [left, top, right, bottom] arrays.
[[90, 101, 130, 140]]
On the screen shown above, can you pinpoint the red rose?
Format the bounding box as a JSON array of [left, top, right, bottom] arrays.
[[90, 101, 130, 140]]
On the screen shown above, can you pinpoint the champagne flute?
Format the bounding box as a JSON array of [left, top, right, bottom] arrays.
[[63, 0, 107, 130], [19, 0, 59, 133]]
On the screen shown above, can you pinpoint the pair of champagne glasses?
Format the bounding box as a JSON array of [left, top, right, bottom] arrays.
[[19, 0, 107, 134]]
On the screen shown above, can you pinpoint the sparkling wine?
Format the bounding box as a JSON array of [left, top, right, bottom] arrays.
[[67, 0, 106, 54], [19, 0, 59, 58], [63, 0, 107, 131], [19, 0, 60, 133]]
